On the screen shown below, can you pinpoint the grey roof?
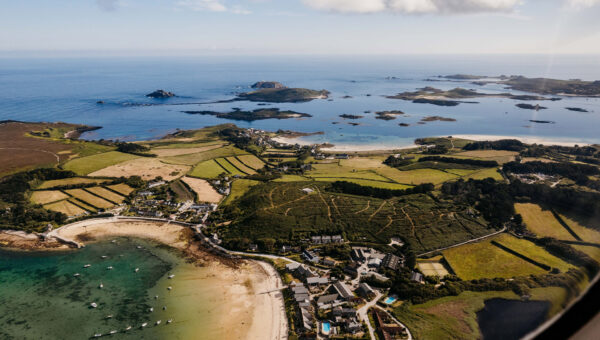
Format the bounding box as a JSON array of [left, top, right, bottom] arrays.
[[292, 286, 309, 294], [317, 294, 339, 305], [306, 277, 329, 285], [333, 281, 354, 299]]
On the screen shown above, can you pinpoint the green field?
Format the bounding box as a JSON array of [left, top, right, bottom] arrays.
[[221, 181, 492, 252], [274, 175, 312, 182], [63, 151, 139, 175], [226, 157, 256, 174], [65, 188, 114, 209], [214, 158, 246, 176], [236, 154, 265, 170], [86, 186, 126, 204], [189, 159, 228, 178], [443, 234, 573, 280], [311, 177, 412, 189], [30, 190, 69, 205], [516, 203, 575, 240], [376, 167, 459, 185], [223, 179, 261, 205], [106, 183, 134, 196], [161, 145, 248, 166], [37, 177, 109, 189]]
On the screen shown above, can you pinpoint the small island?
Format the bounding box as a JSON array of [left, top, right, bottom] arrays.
[[421, 116, 457, 122], [375, 110, 404, 120], [399, 123, 410, 127], [146, 89, 176, 98], [237, 82, 329, 103], [529, 120, 555, 124], [339, 114, 363, 119], [516, 104, 547, 111], [182, 108, 311, 121], [566, 107, 589, 113]]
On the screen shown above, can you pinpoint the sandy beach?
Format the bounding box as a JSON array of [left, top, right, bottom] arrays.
[[2, 218, 286, 340]]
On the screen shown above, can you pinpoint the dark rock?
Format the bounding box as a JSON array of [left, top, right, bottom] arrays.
[[146, 90, 176, 98]]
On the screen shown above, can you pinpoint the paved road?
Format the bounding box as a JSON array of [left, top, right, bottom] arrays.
[[357, 291, 382, 340]]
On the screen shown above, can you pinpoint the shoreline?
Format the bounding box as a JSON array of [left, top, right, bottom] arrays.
[[0, 219, 286, 340], [273, 134, 595, 152]]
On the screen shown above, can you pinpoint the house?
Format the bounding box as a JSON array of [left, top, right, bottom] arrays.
[[351, 248, 366, 262], [138, 191, 153, 197], [331, 235, 343, 243], [281, 245, 300, 254], [311, 236, 322, 244], [148, 180, 165, 188], [295, 293, 310, 303], [321, 235, 332, 244], [298, 306, 314, 333], [296, 265, 317, 279], [344, 320, 362, 334], [317, 294, 339, 306], [382, 254, 403, 271], [333, 281, 354, 300], [301, 187, 314, 194], [306, 277, 329, 286], [292, 285, 309, 295], [356, 283, 376, 299], [368, 257, 382, 268], [321, 257, 336, 266], [335, 153, 350, 159], [286, 262, 301, 272], [411, 271, 424, 284], [344, 263, 359, 276], [303, 250, 320, 263]]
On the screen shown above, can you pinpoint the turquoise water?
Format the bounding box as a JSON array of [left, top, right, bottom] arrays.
[[0, 238, 181, 339], [384, 296, 397, 304], [322, 322, 331, 333]]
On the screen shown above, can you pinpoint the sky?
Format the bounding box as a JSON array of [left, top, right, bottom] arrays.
[[1, 0, 600, 55]]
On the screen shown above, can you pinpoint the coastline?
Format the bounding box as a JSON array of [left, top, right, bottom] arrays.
[[0, 219, 286, 340]]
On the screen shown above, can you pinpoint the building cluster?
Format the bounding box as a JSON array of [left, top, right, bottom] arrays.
[[344, 247, 406, 281], [371, 308, 409, 340]]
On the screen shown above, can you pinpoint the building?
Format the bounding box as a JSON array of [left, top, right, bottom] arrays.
[[410, 271, 424, 284], [321, 257, 336, 266], [333, 281, 354, 300], [311, 236, 322, 244], [368, 257, 382, 268], [303, 250, 320, 263], [331, 235, 343, 243], [382, 254, 403, 271], [148, 180, 166, 188], [306, 277, 329, 286], [317, 294, 339, 306], [351, 248, 366, 262], [356, 283, 376, 299], [301, 187, 314, 194]]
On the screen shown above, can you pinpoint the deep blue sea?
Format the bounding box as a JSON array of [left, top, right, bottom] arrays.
[[1, 55, 599, 147]]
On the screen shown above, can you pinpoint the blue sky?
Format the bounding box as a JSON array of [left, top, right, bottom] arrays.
[[1, 0, 599, 55]]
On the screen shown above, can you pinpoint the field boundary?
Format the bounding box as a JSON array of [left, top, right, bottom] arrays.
[[101, 185, 128, 198], [224, 157, 250, 175], [82, 187, 119, 205], [234, 155, 257, 171], [491, 240, 551, 271], [550, 208, 582, 241], [213, 158, 231, 174], [418, 227, 506, 256]]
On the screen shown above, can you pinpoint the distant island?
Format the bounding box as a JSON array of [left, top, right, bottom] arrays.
[[182, 108, 311, 121], [529, 120, 555, 124], [421, 116, 457, 123], [516, 103, 547, 111], [146, 89, 176, 98], [566, 107, 589, 113], [237, 82, 329, 103], [339, 114, 363, 119], [375, 110, 405, 120]]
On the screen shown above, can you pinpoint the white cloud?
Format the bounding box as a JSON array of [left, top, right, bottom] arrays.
[[566, 0, 600, 8], [302, 0, 521, 14], [177, 0, 228, 12], [96, 0, 119, 11]]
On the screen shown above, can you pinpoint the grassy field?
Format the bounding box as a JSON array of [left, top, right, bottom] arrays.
[[273, 175, 312, 182], [515, 203, 576, 240], [106, 183, 134, 196], [572, 245, 600, 262], [375, 167, 459, 185], [236, 154, 265, 170], [459, 167, 503, 181], [63, 151, 139, 175], [452, 150, 518, 164], [65, 189, 114, 209], [181, 176, 222, 203], [68, 198, 97, 213], [86, 186, 126, 204], [37, 177, 109, 189], [214, 158, 246, 176], [311, 177, 412, 189], [30, 190, 69, 205], [225, 157, 256, 175], [557, 213, 600, 244], [189, 159, 228, 179], [417, 262, 450, 277], [44, 200, 87, 216], [150, 143, 224, 157], [222, 182, 492, 252], [443, 234, 573, 280], [223, 179, 261, 205], [88, 158, 190, 181], [161, 145, 248, 166], [393, 287, 570, 340], [169, 180, 195, 202]]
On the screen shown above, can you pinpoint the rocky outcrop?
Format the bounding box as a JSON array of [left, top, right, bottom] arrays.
[[146, 90, 176, 98], [251, 81, 287, 89]]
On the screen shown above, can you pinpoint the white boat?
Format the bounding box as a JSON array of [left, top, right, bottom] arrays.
[[168, 274, 175, 279], [73, 273, 80, 277], [149, 307, 154, 312], [135, 268, 139, 273], [111, 240, 116, 243], [137, 246, 142, 249], [162, 306, 167, 310], [90, 302, 98, 308], [154, 295, 159, 299], [167, 319, 173, 324], [155, 320, 161, 325], [84, 264, 91, 268], [107, 266, 113, 270], [167, 286, 172, 290], [106, 315, 112, 319], [94, 333, 102, 337], [141, 322, 148, 328], [125, 326, 132, 331], [101, 255, 108, 259], [99, 283, 104, 289], [110, 330, 117, 334]]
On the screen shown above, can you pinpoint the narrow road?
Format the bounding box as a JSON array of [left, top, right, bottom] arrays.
[[357, 291, 382, 340]]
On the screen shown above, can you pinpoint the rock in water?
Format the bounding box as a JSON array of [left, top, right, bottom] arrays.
[[146, 90, 176, 98], [251, 81, 287, 89]]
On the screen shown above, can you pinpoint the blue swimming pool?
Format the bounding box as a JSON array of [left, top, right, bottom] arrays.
[[322, 322, 331, 333], [384, 296, 397, 304]]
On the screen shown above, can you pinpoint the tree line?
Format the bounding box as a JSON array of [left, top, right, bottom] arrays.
[[329, 181, 434, 199], [419, 156, 498, 167]]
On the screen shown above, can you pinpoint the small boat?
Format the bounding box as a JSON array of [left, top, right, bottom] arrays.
[[84, 264, 91, 268], [111, 240, 116, 243], [90, 302, 98, 308], [155, 320, 161, 325], [99, 283, 104, 289], [135, 268, 139, 273], [136, 246, 142, 249], [73, 273, 80, 277], [162, 306, 167, 310], [167, 286, 172, 291], [107, 266, 113, 270], [109, 330, 117, 335], [105, 315, 113, 319], [167, 319, 173, 324], [168, 274, 175, 279], [125, 326, 132, 331], [101, 255, 108, 259], [149, 307, 154, 312], [154, 295, 159, 299], [141, 322, 148, 328], [94, 333, 102, 337]]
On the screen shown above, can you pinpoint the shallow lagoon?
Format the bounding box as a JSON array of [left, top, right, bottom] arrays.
[[477, 298, 550, 340]]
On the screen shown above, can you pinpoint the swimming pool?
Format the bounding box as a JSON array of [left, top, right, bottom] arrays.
[[384, 296, 397, 304], [322, 322, 331, 335]]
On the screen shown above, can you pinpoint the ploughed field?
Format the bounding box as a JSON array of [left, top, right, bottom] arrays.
[[221, 181, 492, 252]]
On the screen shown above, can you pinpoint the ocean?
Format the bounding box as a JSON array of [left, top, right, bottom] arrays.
[[1, 55, 599, 147]]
